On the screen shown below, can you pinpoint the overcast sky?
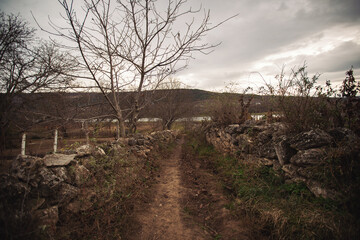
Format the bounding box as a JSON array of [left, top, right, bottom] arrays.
[[1, 0, 359, 92]]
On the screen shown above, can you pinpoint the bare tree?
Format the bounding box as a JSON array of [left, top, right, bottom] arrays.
[[49, 0, 229, 137], [151, 78, 193, 130], [0, 12, 75, 151]]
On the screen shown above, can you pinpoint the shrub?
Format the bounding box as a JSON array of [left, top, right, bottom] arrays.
[[209, 90, 252, 126], [261, 64, 360, 134]]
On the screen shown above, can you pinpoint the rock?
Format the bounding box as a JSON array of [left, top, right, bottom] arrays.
[[259, 158, 274, 167], [225, 124, 240, 134], [128, 138, 136, 146], [37, 167, 63, 197], [65, 190, 96, 213], [51, 167, 70, 183], [94, 146, 106, 156], [11, 155, 40, 170], [11, 155, 44, 184], [70, 164, 90, 186], [136, 138, 145, 145], [44, 154, 76, 167], [235, 134, 253, 153], [306, 180, 338, 199], [76, 145, 105, 157], [274, 136, 296, 166], [289, 129, 333, 150], [57, 183, 79, 204], [256, 142, 277, 159], [0, 173, 30, 198], [33, 206, 58, 233], [75, 145, 92, 157], [281, 164, 299, 177], [290, 148, 326, 166]]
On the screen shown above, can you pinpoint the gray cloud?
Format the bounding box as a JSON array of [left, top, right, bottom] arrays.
[[1, 0, 359, 91]]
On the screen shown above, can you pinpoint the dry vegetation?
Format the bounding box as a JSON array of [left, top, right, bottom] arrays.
[[184, 130, 359, 239]]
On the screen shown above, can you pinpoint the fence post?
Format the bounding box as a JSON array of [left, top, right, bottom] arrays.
[[21, 133, 26, 156], [54, 129, 58, 154], [116, 119, 120, 140]]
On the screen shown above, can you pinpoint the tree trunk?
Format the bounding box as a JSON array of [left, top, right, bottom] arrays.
[[116, 112, 126, 138]]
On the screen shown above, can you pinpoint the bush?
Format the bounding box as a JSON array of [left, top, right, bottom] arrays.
[[261, 64, 360, 134], [209, 91, 252, 126]]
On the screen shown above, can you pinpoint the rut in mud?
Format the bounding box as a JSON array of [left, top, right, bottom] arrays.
[[127, 136, 260, 240]]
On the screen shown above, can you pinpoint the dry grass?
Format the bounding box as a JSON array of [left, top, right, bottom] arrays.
[[185, 131, 360, 240]]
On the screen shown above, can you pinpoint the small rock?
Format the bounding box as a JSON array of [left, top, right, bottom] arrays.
[[57, 183, 79, 204], [71, 164, 90, 186], [281, 164, 298, 177], [51, 167, 70, 183], [274, 136, 297, 166], [128, 138, 136, 146], [137, 138, 145, 145], [44, 154, 76, 167], [76, 145, 92, 157]]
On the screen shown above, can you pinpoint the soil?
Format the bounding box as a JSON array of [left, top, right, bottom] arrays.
[[126, 136, 264, 240]]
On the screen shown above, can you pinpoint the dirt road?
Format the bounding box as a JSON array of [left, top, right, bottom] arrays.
[[128, 137, 258, 240]]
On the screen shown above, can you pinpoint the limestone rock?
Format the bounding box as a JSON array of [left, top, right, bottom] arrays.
[[44, 154, 76, 167], [71, 164, 90, 186], [57, 183, 79, 204], [51, 167, 70, 183], [274, 136, 296, 166], [76, 145, 105, 157], [11, 155, 44, 185], [289, 129, 333, 150], [37, 167, 63, 197], [306, 180, 338, 199], [290, 148, 326, 166], [256, 142, 277, 159]]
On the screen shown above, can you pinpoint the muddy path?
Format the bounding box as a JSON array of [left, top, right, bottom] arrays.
[[127, 136, 260, 240]]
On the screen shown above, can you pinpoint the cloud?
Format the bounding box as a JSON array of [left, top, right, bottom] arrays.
[[1, 0, 359, 91]]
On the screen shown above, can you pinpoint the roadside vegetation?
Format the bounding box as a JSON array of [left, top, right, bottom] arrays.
[[184, 130, 359, 239], [55, 139, 176, 240]]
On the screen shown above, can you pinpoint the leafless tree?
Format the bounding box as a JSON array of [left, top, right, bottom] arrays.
[[49, 0, 230, 137], [0, 12, 75, 151], [151, 78, 193, 130]]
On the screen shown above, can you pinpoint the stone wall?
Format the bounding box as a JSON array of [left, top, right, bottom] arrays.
[[0, 130, 178, 235], [205, 121, 359, 199]]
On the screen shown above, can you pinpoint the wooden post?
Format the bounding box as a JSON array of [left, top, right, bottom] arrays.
[[85, 121, 90, 145], [21, 133, 26, 156], [53, 129, 58, 154], [116, 119, 120, 140]]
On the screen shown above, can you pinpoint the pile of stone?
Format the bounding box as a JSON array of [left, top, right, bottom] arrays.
[[0, 130, 178, 235], [206, 121, 360, 199], [0, 146, 103, 233]]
